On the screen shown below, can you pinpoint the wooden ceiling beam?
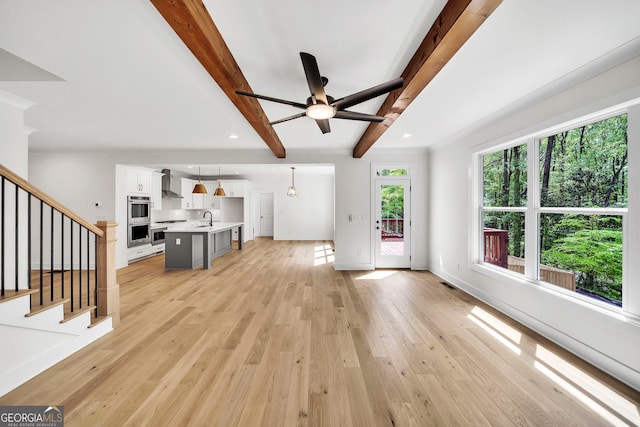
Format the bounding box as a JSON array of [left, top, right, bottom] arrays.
[[150, 0, 286, 158], [352, 0, 502, 158]]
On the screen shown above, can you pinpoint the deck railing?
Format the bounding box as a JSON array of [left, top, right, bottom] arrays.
[[0, 164, 119, 325], [482, 227, 576, 291], [381, 218, 404, 239], [483, 227, 508, 268]]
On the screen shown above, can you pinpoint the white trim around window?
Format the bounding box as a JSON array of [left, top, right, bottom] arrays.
[[471, 102, 640, 320]]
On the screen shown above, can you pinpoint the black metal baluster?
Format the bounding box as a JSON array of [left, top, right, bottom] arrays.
[[0, 176, 5, 296], [94, 235, 98, 317], [14, 184, 19, 292], [70, 221, 74, 312], [77, 224, 82, 312], [50, 205, 54, 301], [61, 214, 64, 298], [27, 194, 32, 292], [39, 200, 43, 305], [86, 227, 90, 308]]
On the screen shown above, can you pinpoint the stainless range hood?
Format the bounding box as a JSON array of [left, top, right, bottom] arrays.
[[161, 169, 183, 199]]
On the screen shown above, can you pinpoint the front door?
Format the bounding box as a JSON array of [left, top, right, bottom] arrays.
[[375, 179, 411, 268]]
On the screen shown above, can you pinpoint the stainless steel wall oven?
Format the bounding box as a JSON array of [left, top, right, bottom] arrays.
[[128, 223, 151, 247], [127, 195, 151, 247], [128, 195, 151, 223]]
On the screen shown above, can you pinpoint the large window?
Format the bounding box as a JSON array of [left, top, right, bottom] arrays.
[[479, 113, 628, 308]]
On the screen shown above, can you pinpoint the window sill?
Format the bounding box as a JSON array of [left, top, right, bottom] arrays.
[[469, 262, 640, 327]]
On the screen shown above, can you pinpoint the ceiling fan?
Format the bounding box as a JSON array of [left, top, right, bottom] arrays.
[[236, 52, 404, 134]]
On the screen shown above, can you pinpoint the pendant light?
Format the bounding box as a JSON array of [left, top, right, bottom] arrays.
[[213, 167, 226, 196], [192, 167, 207, 194], [287, 166, 297, 197]]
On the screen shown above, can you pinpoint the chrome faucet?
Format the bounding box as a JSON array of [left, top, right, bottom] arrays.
[[203, 211, 213, 226]]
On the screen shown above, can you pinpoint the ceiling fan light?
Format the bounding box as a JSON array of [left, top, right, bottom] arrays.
[[306, 103, 335, 120]]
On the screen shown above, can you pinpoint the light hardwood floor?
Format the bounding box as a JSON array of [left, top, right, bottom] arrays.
[[2, 238, 639, 426]]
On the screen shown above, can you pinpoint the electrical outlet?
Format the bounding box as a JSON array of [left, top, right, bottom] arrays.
[[176, 238, 181, 245]]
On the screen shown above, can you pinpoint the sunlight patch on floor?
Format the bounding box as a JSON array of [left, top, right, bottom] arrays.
[[313, 244, 334, 266], [470, 306, 522, 344], [467, 310, 522, 355], [468, 302, 639, 425], [355, 270, 399, 280], [535, 345, 639, 426]]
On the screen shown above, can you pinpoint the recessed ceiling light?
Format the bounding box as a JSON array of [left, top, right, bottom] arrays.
[[402, 133, 412, 138], [228, 134, 239, 139]]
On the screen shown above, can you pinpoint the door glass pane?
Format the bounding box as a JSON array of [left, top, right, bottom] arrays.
[[380, 184, 405, 256], [376, 168, 409, 177]]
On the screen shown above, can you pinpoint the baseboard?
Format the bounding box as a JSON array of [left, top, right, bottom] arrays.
[[334, 262, 374, 271], [429, 265, 640, 392]]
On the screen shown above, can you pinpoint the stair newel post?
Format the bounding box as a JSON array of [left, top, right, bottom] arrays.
[[96, 220, 120, 327]]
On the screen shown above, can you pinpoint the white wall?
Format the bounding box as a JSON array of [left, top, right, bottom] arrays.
[[250, 174, 335, 241], [427, 55, 640, 389], [333, 152, 429, 270], [0, 91, 35, 289], [0, 91, 31, 177]]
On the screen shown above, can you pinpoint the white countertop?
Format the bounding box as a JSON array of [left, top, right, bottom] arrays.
[[163, 222, 243, 233]]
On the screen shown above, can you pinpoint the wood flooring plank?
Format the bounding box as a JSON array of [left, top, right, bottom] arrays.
[[1, 240, 637, 426], [350, 327, 396, 426]]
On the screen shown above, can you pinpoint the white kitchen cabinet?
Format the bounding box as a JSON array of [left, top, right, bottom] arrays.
[[218, 180, 252, 242], [181, 178, 205, 209], [151, 171, 163, 209], [127, 243, 163, 263], [181, 178, 193, 209], [204, 181, 220, 208], [192, 189, 204, 209], [127, 168, 151, 194], [220, 179, 249, 197]]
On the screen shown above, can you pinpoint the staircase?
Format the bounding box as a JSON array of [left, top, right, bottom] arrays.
[[0, 164, 119, 397]]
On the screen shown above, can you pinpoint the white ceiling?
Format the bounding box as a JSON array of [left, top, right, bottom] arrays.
[[1, 0, 640, 167]]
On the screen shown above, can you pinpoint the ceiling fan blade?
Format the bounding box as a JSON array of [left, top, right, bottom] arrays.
[[334, 110, 386, 122], [332, 77, 404, 110], [300, 52, 329, 105], [269, 112, 307, 126], [315, 119, 331, 134], [236, 90, 307, 109]]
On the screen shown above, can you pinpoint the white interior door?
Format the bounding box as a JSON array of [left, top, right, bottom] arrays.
[[375, 179, 411, 268], [259, 193, 274, 237]]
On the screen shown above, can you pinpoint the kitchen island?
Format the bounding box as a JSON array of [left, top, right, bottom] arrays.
[[164, 222, 243, 270]]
